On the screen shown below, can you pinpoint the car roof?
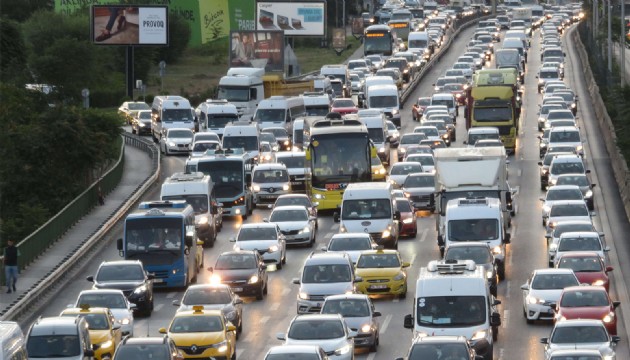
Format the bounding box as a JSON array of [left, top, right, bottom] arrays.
[[559, 231, 600, 238], [266, 345, 323, 354], [272, 205, 309, 212], [324, 293, 371, 301], [552, 318, 608, 327], [533, 268, 577, 275]]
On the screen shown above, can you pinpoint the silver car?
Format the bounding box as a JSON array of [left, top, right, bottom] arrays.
[[402, 172, 436, 211], [73, 289, 135, 336], [322, 233, 376, 264], [321, 294, 381, 351], [232, 223, 286, 268], [541, 319, 619, 359], [159, 128, 194, 155], [268, 205, 317, 247], [388, 162, 424, 189]]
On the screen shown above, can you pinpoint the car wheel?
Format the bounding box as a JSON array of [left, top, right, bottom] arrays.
[[282, 252, 287, 265], [242, 213, 248, 221], [131, 127, 136, 135], [369, 333, 379, 352], [277, 260, 283, 270], [411, 229, 417, 238], [493, 327, 499, 341], [497, 263, 505, 281], [263, 282, 268, 295], [231, 347, 236, 360], [256, 285, 264, 300]]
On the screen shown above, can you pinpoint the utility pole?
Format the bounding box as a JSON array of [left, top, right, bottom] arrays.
[[621, 0, 626, 85], [608, 0, 612, 75]]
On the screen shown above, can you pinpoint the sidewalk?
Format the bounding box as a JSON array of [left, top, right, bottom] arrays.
[[0, 144, 152, 312]]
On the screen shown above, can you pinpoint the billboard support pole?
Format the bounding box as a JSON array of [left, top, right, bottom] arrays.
[[126, 46, 134, 99]]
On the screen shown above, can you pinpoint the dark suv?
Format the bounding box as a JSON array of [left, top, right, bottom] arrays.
[[113, 336, 183, 360], [87, 260, 154, 316]]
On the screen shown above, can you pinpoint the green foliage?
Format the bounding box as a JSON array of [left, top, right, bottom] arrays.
[[156, 13, 191, 64], [0, 0, 52, 22], [0, 18, 29, 85], [0, 83, 121, 240]]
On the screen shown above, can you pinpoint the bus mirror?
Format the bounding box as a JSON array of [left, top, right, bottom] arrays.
[[305, 151, 311, 161], [117, 238, 123, 250], [185, 232, 194, 247], [394, 211, 401, 221], [333, 212, 340, 223], [371, 147, 377, 157]]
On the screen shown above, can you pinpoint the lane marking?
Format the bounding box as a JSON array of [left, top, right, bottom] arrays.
[[281, 288, 291, 296], [259, 316, 270, 324], [409, 254, 417, 265], [419, 228, 429, 243], [166, 292, 177, 299], [502, 309, 509, 329], [367, 353, 377, 360], [499, 348, 504, 360], [506, 281, 511, 299], [154, 303, 164, 312], [270, 302, 280, 311], [381, 314, 393, 333]]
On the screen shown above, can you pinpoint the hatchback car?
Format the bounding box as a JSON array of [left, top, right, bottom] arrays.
[[59, 305, 122, 360], [321, 294, 381, 352], [554, 285, 619, 335], [521, 268, 580, 323], [354, 249, 410, 298], [331, 98, 359, 115], [268, 205, 317, 247], [131, 110, 152, 135], [396, 197, 418, 237], [545, 201, 593, 236], [556, 174, 596, 210], [540, 319, 620, 360], [208, 250, 268, 300], [272, 194, 318, 219], [232, 223, 286, 268], [190, 140, 221, 158], [112, 336, 183, 360], [264, 345, 328, 360], [398, 134, 428, 160], [556, 252, 614, 292]]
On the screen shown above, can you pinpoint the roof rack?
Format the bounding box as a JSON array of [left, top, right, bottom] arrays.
[[427, 259, 477, 274]]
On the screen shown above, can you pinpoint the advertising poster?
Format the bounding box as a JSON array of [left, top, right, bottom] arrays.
[[92, 6, 168, 45], [229, 31, 284, 72], [198, 0, 231, 43], [332, 28, 346, 50], [256, 1, 325, 36]]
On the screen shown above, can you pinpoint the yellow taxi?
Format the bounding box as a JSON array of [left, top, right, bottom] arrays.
[[354, 249, 410, 298], [159, 306, 237, 360], [59, 305, 122, 360], [371, 156, 387, 181]]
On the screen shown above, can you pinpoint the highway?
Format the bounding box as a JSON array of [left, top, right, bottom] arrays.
[[25, 22, 630, 360]]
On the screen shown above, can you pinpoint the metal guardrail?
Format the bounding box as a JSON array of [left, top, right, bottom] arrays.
[[0, 133, 160, 321]]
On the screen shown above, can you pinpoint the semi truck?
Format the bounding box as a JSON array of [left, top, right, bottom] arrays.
[[433, 147, 514, 255]]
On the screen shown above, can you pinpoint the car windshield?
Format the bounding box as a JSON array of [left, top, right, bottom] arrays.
[[396, 199, 412, 212], [333, 99, 356, 108], [550, 131, 581, 143], [170, 316, 223, 333], [531, 273, 579, 289], [557, 175, 590, 187], [267, 128, 288, 138], [183, 287, 232, 305], [266, 355, 321, 360], [445, 247, 492, 264], [540, 71, 559, 79], [260, 134, 276, 143], [128, 103, 150, 110], [288, 320, 346, 340], [302, 264, 351, 283], [541, 105, 563, 114], [558, 237, 601, 251], [27, 335, 81, 357], [416, 296, 486, 326], [546, 189, 583, 200], [77, 294, 126, 309], [96, 265, 144, 282], [401, 134, 427, 145], [276, 156, 305, 169], [404, 175, 435, 188], [192, 142, 220, 153], [270, 209, 308, 223], [169, 130, 193, 138], [238, 227, 278, 240], [322, 299, 371, 317], [548, 112, 574, 120], [255, 109, 286, 123], [342, 199, 392, 220], [253, 169, 289, 183], [215, 254, 257, 270], [417, 98, 432, 106], [561, 290, 609, 307], [448, 218, 499, 241], [370, 95, 398, 108], [329, 237, 371, 251], [551, 325, 609, 343], [468, 133, 499, 145], [275, 197, 310, 208], [391, 164, 423, 175], [431, 99, 453, 107], [408, 343, 469, 360], [557, 256, 603, 272], [551, 161, 584, 175], [549, 204, 589, 217], [60, 313, 109, 330], [357, 253, 400, 268], [415, 128, 438, 136]]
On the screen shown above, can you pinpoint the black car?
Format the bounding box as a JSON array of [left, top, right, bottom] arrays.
[[208, 250, 269, 300], [87, 260, 154, 316], [113, 336, 183, 360]]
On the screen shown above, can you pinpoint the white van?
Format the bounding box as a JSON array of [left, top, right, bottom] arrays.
[[301, 92, 331, 117], [320, 64, 350, 89], [357, 109, 391, 164], [161, 172, 220, 247], [366, 84, 401, 127], [222, 121, 260, 159], [430, 93, 458, 118], [292, 119, 305, 150], [196, 99, 238, 138], [503, 38, 527, 63], [407, 31, 431, 59], [151, 95, 195, 142], [0, 321, 27, 360], [361, 75, 395, 108], [403, 260, 500, 360], [334, 182, 400, 249], [253, 96, 306, 133], [465, 127, 500, 147]]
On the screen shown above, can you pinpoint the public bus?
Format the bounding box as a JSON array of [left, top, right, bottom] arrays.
[[388, 21, 411, 46], [364, 24, 397, 57], [304, 116, 375, 210], [117, 201, 199, 288]]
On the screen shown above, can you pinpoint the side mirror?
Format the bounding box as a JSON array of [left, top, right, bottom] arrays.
[[333, 212, 340, 223], [320, 246, 328, 252], [112, 323, 122, 330], [227, 324, 237, 332], [116, 238, 123, 251], [540, 337, 549, 344], [520, 284, 529, 290], [354, 276, 363, 283], [394, 211, 401, 221], [129, 303, 137, 310], [606, 265, 614, 272], [229, 237, 236, 242], [159, 327, 167, 334], [493, 299, 502, 306], [503, 233, 511, 244], [263, 218, 269, 223], [585, 169, 591, 174], [613, 301, 620, 308], [292, 278, 300, 284], [373, 311, 382, 317], [235, 297, 244, 305], [147, 274, 155, 280], [612, 335, 621, 344], [402, 262, 411, 268], [276, 332, 286, 340], [463, 140, 468, 144], [490, 312, 501, 326], [86, 276, 95, 282], [591, 184, 597, 188], [403, 314, 414, 329], [537, 161, 543, 166], [172, 300, 181, 307], [267, 204, 273, 209], [185, 232, 194, 247], [207, 267, 213, 273], [313, 202, 319, 207], [85, 349, 95, 357]]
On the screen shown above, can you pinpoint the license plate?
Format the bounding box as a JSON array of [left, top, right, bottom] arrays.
[[261, 195, 275, 199], [291, 182, 301, 185], [233, 287, 243, 292], [370, 285, 387, 289], [153, 278, 163, 283]]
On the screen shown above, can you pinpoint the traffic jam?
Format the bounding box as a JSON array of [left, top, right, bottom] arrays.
[[12, 0, 624, 359]]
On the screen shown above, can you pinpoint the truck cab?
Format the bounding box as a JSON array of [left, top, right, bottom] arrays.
[[195, 99, 238, 138], [217, 67, 265, 121]]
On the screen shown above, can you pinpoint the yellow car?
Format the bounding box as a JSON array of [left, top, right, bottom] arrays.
[[160, 306, 237, 360], [371, 156, 387, 181], [354, 249, 410, 298], [60, 305, 122, 360]]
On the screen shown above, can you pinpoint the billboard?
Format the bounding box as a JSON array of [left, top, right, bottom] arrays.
[[92, 6, 168, 45], [256, 1, 325, 36], [230, 31, 284, 72]]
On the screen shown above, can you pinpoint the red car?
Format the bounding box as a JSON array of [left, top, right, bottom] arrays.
[[330, 98, 358, 115], [555, 251, 613, 292], [412, 97, 431, 122], [442, 83, 467, 105], [554, 285, 620, 335], [395, 197, 417, 238]]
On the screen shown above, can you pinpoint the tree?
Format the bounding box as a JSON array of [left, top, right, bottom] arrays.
[[0, 18, 29, 85], [0, 0, 52, 22]]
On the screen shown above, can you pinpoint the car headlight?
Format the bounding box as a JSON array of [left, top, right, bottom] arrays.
[[527, 296, 545, 305], [603, 312, 615, 323], [248, 275, 259, 284], [585, 190, 593, 198], [539, 79, 544, 84], [539, 117, 545, 123], [121, 318, 131, 325], [403, 69, 409, 73], [360, 324, 372, 333], [210, 274, 221, 284], [382, 229, 391, 238], [486, 271, 493, 279], [593, 279, 605, 286], [268, 244, 279, 252], [378, 147, 385, 153], [212, 340, 228, 353], [133, 285, 147, 294], [314, 193, 324, 200], [378, 168, 386, 175], [197, 216, 209, 225], [300, 226, 310, 233], [393, 272, 405, 281], [399, 147, 406, 153], [492, 246, 502, 255], [442, 133, 449, 139], [283, 184, 290, 191], [138, 122, 145, 127], [168, 141, 176, 147], [253, 185, 261, 192], [392, 109, 399, 115], [100, 340, 113, 349], [543, 205, 551, 213], [576, 145, 583, 152], [299, 291, 309, 300], [549, 243, 558, 252], [284, 140, 289, 145], [340, 225, 347, 233], [402, 218, 413, 224], [471, 330, 487, 340], [571, 103, 576, 108], [335, 344, 352, 355], [224, 310, 237, 320], [455, 93, 461, 98], [549, 178, 557, 186]]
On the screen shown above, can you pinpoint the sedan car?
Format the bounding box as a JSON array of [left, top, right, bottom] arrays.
[[265, 127, 292, 151], [231, 223, 286, 269], [321, 294, 381, 352], [386, 120, 400, 147], [209, 250, 268, 300], [554, 285, 619, 335], [190, 140, 221, 158], [556, 174, 596, 210], [73, 289, 136, 336], [545, 200, 593, 236], [60, 306, 123, 360], [442, 82, 467, 105], [388, 162, 424, 188], [273, 194, 318, 219], [267, 205, 317, 247], [322, 233, 376, 264], [521, 268, 579, 323], [264, 345, 328, 360], [130, 110, 152, 135], [398, 133, 428, 160], [402, 172, 436, 211], [396, 197, 417, 238], [172, 284, 243, 337], [160, 128, 194, 156], [540, 185, 585, 226], [276, 314, 357, 360], [354, 249, 410, 298], [540, 319, 620, 360], [444, 242, 498, 296], [551, 231, 609, 267], [545, 220, 602, 250], [118, 101, 150, 124], [555, 252, 613, 292]]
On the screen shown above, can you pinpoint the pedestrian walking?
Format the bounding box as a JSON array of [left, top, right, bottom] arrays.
[[3, 239, 19, 293]]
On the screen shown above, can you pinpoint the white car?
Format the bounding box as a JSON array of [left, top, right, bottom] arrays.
[[73, 289, 135, 336], [545, 200, 593, 235], [413, 126, 441, 141], [541, 319, 620, 360], [388, 162, 424, 188], [451, 62, 474, 78], [159, 128, 194, 155], [404, 153, 435, 173], [521, 268, 579, 323], [322, 233, 376, 264], [231, 223, 286, 269], [190, 140, 221, 158], [545, 220, 601, 251], [540, 185, 585, 226], [267, 205, 317, 247], [277, 314, 358, 360], [551, 231, 609, 267]]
